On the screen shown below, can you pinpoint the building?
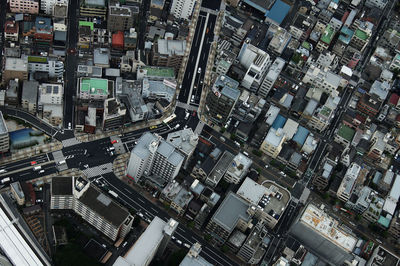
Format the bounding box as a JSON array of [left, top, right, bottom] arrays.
[[350, 25, 372, 52], [289, 13, 315, 42], [107, 5, 134, 32], [224, 153, 252, 184], [238, 43, 271, 91], [206, 75, 240, 124], [166, 128, 198, 169], [367, 245, 400, 266], [0, 194, 51, 266], [170, 187, 193, 216], [170, 0, 196, 20], [205, 150, 235, 188], [316, 24, 335, 52], [261, 128, 286, 158], [180, 243, 212, 266], [206, 191, 251, 246], [1, 113, 9, 152], [289, 204, 357, 265], [78, 77, 110, 100], [126, 132, 184, 184], [357, 93, 381, 117], [34, 17, 53, 44], [149, 0, 165, 22], [39, 83, 63, 105], [334, 124, 355, 147], [50, 176, 133, 241], [103, 98, 126, 131], [137, 66, 175, 80], [237, 221, 269, 264], [142, 79, 176, 102], [10, 0, 39, 14], [22, 81, 39, 114], [4, 20, 19, 42], [268, 25, 291, 55], [80, 0, 107, 18], [308, 96, 340, 132], [10, 182, 25, 206], [258, 57, 285, 98], [152, 39, 186, 73], [365, 0, 388, 9], [337, 163, 361, 202], [40, 0, 68, 15], [389, 211, 400, 240], [27, 56, 64, 78], [114, 217, 178, 266], [3, 57, 28, 83], [237, 178, 291, 229]]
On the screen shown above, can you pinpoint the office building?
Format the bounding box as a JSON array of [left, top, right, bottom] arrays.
[[0, 112, 9, 153], [268, 25, 291, 55], [114, 217, 178, 266], [126, 132, 184, 183], [224, 153, 252, 184], [80, 0, 107, 18], [10, 0, 39, 14], [238, 42, 271, 91], [170, 0, 196, 20], [50, 176, 133, 241], [4, 21, 19, 42], [206, 75, 240, 124], [152, 39, 186, 73], [166, 128, 198, 169], [3, 58, 28, 83], [206, 192, 251, 246], [78, 78, 111, 100], [10, 182, 25, 206], [40, 0, 68, 15], [337, 163, 361, 202], [180, 242, 212, 266], [289, 204, 357, 265], [103, 98, 126, 131], [27, 56, 63, 78], [237, 221, 269, 264], [107, 5, 134, 32], [39, 83, 63, 105], [258, 57, 285, 98], [205, 150, 235, 188], [261, 128, 287, 158]]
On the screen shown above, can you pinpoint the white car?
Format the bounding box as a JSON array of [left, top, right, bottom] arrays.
[[84, 164, 89, 168], [176, 240, 182, 245], [183, 243, 191, 249], [243, 151, 249, 156], [171, 236, 176, 240], [197, 67, 201, 74], [39, 170, 45, 174], [265, 165, 269, 169]]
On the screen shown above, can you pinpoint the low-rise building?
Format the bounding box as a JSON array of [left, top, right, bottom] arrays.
[[152, 39, 186, 73], [4, 20, 19, 42], [205, 150, 235, 188], [80, 0, 107, 18], [224, 153, 252, 184], [261, 128, 286, 158], [3, 57, 28, 83], [107, 5, 134, 32], [27, 56, 64, 78], [334, 124, 355, 147], [10, 0, 39, 14], [78, 77, 111, 100], [10, 182, 25, 206], [103, 98, 126, 131]]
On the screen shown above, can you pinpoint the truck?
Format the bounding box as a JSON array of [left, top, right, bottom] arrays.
[[108, 190, 118, 198], [1, 177, 10, 184]]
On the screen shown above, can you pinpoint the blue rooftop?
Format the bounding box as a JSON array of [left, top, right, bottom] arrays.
[[293, 126, 309, 146], [35, 17, 52, 34], [265, 0, 291, 25], [339, 26, 354, 45], [271, 114, 287, 130]]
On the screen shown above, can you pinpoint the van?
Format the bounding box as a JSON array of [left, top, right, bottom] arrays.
[[58, 160, 66, 165], [243, 151, 249, 156], [174, 124, 180, 129], [33, 166, 42, 171], [185, 112, 190, 120]]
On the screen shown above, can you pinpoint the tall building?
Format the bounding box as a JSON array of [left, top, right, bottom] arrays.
[[102, 98, 126, 131], [126, 132, 184, 184], [107, 5, 134, 32], [205, 75, 240, 124], [166, 128, 198, 169], [152, 39, 186, 74], [180, 243, 212, 266], [50, 176, 134, 241], [170, 0, 196, 20], [337, 163, 361, 202], [80, 0, 107, 18], [40, 0, 68, 15], [0, 112, 9, 153], [10, 0, 39, 14], [237, 221, 269, 264], [114, 217, 178, 266], [258, 57, 285, 98]]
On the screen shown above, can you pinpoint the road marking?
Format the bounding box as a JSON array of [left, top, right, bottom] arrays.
[[151, 207, 158, 213], [20, 172, 30, 176], [124, 188, 132, 194], [203, 246, 233, 265], [175, 231, 193, 244]]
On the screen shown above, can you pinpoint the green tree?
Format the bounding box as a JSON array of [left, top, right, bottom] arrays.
[[132, 216, 141, 227], [187, 221, 195, 229], [204, 234, 212, 242], [220, 245, 229, 253]]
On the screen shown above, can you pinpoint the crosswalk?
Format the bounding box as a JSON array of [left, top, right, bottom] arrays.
[[82, 163, 114, 178], [62, 137, 81, 148]]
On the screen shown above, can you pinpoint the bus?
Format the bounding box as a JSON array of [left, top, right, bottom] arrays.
[[163, 114, 176, 124]]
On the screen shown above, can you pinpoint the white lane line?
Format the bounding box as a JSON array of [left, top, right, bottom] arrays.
[[151, 207, 158, 213], [203, 246, 233, 265], [103, 178, 144, 210], [20, 172, 30, 176], [124, 188, 132, 194], [175, 231, 193, 244]]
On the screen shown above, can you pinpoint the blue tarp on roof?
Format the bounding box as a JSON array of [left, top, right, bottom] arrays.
[[265, 0, 291, 25], [271, 114, 287, 130], [293, 126, 309, 146]]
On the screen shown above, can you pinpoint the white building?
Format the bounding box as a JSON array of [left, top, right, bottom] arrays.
[[0, 112, 9, 153], [261, 128, 286, 158], [170, 0, 196, 20], [224, 153, 252, 184], [238, 42, 271, 92], [126, 132, 184, 183], [337, 163, 361, 202], [302, 64, 341, 95], [166, 128, 198, 169], [40, 0, 68, 14], [258, 57, 285, 98], [39, 83, 63, 105], [27, 57, 64, 78]]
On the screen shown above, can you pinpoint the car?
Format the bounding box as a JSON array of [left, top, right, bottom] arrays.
[[102, 244, 107, 248], [243, 151, 249, 156], [150, 125, 157, 130], [185, 112, 190, 120], [197, 67, 201, 74], [192, 111, 196, 117], [234, 141, 241, 147], [176, 240, 182, 245], [191, 95, 195, 102], [171, 236, 176, 240], [84, 164, 89, 168], [39, 170, 45, 174], [138, 213, 144, 218], [111, 140, 118, 144], [122, 242, 127, 248], [265, 165, 269, 169], [68, 122, 71, 129], [36, 199, 43, 203], [280, 171, 286, 177], [174, 124, 180, 129], [219, 136, 226, 142], [31, 161, 37, 166], [183, 243, 191, 249]]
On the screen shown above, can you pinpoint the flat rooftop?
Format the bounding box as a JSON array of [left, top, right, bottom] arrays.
[[0, 111, 8, 135], [80, 78, 109, 96], [138, 66, 175, 79], [300, 204, 357, 253]]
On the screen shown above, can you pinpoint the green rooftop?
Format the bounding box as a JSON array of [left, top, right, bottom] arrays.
[[80, 78, 108, 95], [338, 124, 355, 142], [141, 66, 175, 78], [320, 24, 335, 45], [355, 29, 368, 41], [320, 106, 332, 117], [301, 41, 311, 50], [28, 56, 47, 63], [79, 21, 94, 31]]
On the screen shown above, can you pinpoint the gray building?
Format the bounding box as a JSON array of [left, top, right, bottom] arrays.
[[0, 112, 9, 153], [107, 5, 135, 32], [206, 75, 240, 125], [238, 221, 269, 264], [22, 80, 39, 114], [205, 150, 235, 188]]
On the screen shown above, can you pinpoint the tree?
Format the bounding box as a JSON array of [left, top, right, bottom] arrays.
[[132, 216, 141, 227], [220, 127, 226, 133], [187, 221, 195, 229], [220, 245, 229, 253], [204, 234, 212, 242], [355, 214, 361, 221], [322, 192, 329, 200]]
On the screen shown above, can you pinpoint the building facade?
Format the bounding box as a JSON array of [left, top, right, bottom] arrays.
[[107, 5, 134, 32], [10, 0, 39, 14], [170, 0, 196, 20]]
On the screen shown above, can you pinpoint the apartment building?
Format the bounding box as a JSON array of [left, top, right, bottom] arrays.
[[205, 150, 235, 188], [170, 0, 196, 20], [316, 24, 335, 52], [3, 57, 28, 83], [308, 96, 339, 132], [40, 0, 68, 15], [4, 21, 19, 42], [357, 93, 381, 117], [39, 83, 63, 105], [78, 77, 110, 100], [0, 112, 9, 153], [103, 98, 126, 131], [223, 153, 252, 184], [10, 0, 39, 14], [206, 75, 240, 124], [238, 42, 271, 92], [313, 161, 335, 190], [289, 13, 315, 42], [22, 81, 39, 114], [152, 39, 186, 74], [237, 221, 269, 264], [337, 163, 361, 202], [166, 128, 198, 169], [107, 5, 134, 32], [365, 0, 387, 9], [27, 56, 64, 78], [261, 128, 286, 158], [10, 182, 25, 206], [334, 124, 355, 147], [126, 132, 184, 183], [51, 176, 133, 241], [350, 23, 372, 52], [80, 0, 107, 18], [258, 57, 285, 98]]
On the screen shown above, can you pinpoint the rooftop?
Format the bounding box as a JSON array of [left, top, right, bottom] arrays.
[[5, 57, 27, 72], [355, 29, 368, 41], [265, 0, 291, 25], [157, 39, 186, 56], [211, 75, 240, 101], [320, 24, 335, 45], [22, 81, 39, 102], [237, 178, 267, 205], [137, 66, 175, 80], [212, 192, 250, 232], [207, 150, 235, 186], [166, 128, 198, 157], [51, 176, 73, 196], [80, 78, 109, 96], [79, 21, 94, 31], [264, 127, 286, 147], [337, 124, 355, 142], [0, 112, 8, 135], [35, 17, 52, 34]]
